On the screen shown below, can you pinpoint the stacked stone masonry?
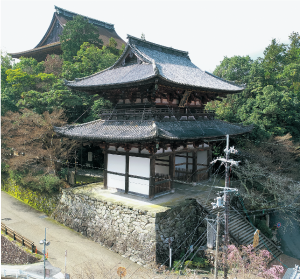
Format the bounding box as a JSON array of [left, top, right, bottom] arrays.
[[52, 190, 206, 266]]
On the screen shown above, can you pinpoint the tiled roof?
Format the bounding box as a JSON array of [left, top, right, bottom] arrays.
[[65, 35, 244, 92], [70, 64, 154, 88], [54, 118, 252, 142], [54, 6, 115, 30]]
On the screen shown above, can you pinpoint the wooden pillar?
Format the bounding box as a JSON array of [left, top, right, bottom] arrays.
[[266, 214, 270, 228], [103, 149, 108, 189], [207, 146, 212, 178], [192, 150, 197, 182], [169, 152, 175, 189], [186, 152, 189, 181], [125, 152, 129, 194], [149, 156, 156, 198]]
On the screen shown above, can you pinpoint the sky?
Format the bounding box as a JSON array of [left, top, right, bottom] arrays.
[[1, 0, 299, 72]]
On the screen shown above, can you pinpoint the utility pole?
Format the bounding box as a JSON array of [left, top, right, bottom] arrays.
[[224, 135, 230, 279], [44, 228, 46, 279], [39, 228, 50, 279], [214, 212, 220, 279], [211, 135, 239, 279]]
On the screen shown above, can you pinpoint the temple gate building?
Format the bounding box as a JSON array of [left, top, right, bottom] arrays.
[[10, 6, 125, 62], [55, 35, 251, 198]]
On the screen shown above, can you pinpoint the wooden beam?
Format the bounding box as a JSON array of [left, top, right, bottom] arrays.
[[149, 156, 155, 198], [103, 149, 108, 189], [193, 151, 197, 182], [169, 152, 175, 190], [125, 152, 129, 194]]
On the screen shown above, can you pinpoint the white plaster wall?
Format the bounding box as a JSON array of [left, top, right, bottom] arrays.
[[129, 178, 149, 196], [141, 148, 149, 154], [129, 156, 150, 178], [188, 155, 193, 170], [107, 174, 125, 190], [108, 154, 125, 173], [108, 146, 116, 151], [175, 155, 186, 169], [156, 148, 164, 154], [129, 147, 139, 153], [197, 151, 207, 169], [164, 147, 172, 152], [117, 147, 125, 152], [204, 143, 209, 147], [155, 165, 169, 175]]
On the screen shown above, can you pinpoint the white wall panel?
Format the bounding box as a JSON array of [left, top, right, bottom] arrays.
[[197, 151, 207, 169], [129, 156, 150, 177], [129, 178, 149, 196], [155, 165, 169, 174], [156, 148, 164, 154], [107, 154, 125, 173], [107, 174, 125, 190], [129, 147, 139, 153], [175, 156, 186, 169]]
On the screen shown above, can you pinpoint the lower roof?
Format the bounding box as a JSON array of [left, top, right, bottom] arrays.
[[54, 118, 252, 143]]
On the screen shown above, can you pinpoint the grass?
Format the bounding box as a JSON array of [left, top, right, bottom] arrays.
[[75, 175, 103, 185]]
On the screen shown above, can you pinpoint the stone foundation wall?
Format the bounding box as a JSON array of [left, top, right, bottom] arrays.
[[52, 190, 205, 266]]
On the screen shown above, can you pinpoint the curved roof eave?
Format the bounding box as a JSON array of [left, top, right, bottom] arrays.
[[66, 74, 158, 91], [157, 75, 244, 93], [35, 12, 58, 48]]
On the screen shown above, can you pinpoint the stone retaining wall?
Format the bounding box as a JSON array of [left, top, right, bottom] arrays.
[[52, 189, 206, 266]]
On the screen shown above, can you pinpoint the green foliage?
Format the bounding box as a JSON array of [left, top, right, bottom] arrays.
[[1, 175, 60, 215], [1, 51, 13, 90], [6, 170, 61, 194], [62, 42, 119, 80], [60, 15, 103, 62], [207, 32, 300, 140], [254, 219, 273, 238], [173, 253, 209, 271]]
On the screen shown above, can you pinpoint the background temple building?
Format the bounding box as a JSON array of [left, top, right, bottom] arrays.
[[9, 6, 125, 62], [55, 35, 252, 199]]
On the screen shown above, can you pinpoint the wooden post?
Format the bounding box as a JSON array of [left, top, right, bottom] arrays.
[[125, 152, 129, 194], [169, 152, 175, 189], [266, 214, 270, 228], [192, 150, 197, 182], [208, 146, 213, 178], [103, 149, 108, 189], [149, 156, 155, 198]]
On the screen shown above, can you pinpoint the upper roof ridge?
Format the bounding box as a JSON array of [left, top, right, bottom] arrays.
[[54, 6, 115, 30], [127, 35, 190, 58]]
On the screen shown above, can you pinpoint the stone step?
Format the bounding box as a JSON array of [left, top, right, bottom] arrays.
[[196, 198, 282, 262]]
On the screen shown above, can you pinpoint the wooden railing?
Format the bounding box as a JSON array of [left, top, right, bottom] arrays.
[[175, 167, 208, 182], [154, 174, 171, 195], [1, 223, 36, 253], [101, 108, 215, 120]]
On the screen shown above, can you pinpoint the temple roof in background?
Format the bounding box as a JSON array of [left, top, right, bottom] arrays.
[[9, 6, 125, 62], [65, 35, 244, 93]]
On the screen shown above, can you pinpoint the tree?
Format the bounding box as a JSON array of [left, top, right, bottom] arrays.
[[231, 134, 300, 227], [224, 244, 284, 279], [60, 15, 103, 62], [1, 109, 79, 193], [44, 54, 63, 76], [62, 42, 120, 80], [207, 32, 300, 140]]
